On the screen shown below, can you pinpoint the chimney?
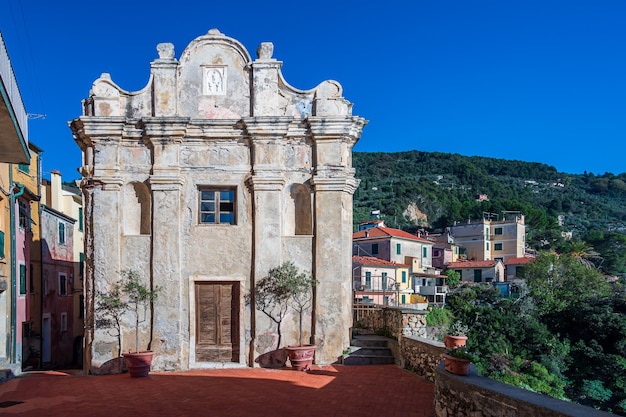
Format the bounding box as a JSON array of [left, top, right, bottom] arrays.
[[51, 170, 62, 210]]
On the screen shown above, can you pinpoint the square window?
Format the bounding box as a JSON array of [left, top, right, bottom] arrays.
[[495, 243, 503, 251], [199, 187, 236, 225], [494, 227, 503, 235]]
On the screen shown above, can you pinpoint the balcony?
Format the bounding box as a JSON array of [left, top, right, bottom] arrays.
[[0, 32, 30, 164], [414, 285, 448, 296]]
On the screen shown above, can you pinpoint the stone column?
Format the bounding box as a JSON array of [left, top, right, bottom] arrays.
[[144, 120, 186, 370], [309, 117, 366, 364]]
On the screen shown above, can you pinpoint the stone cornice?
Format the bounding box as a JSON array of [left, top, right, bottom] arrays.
[[140, 118, 190, 145], [70, 117, 127, 146], [241, 117, 293, 138], [185, 119, 244, 140], [307, 116, 368, 142]]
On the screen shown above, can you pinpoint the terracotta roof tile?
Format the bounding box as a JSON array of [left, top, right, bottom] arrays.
[[352, 256, 410, 268], [506, 257, 535, 265], [447, 260, 498, 268], [352, 226, 432, 243]]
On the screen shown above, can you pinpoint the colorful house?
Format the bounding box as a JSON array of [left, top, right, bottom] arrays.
[[353, 225, 434, 273], [352, 256, 411, 306], [446, 259, 505, 283]]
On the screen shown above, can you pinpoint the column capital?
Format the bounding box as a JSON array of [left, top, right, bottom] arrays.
[[311, 176, 360, 194], [246, 175, 285, 191], [80, 176, 124, 191], [149, 175, 185, 191]]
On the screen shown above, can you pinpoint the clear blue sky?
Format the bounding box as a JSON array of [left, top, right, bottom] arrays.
[[2, 0, 625, 180]]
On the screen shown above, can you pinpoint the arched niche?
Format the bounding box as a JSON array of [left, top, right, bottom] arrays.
[[284, 183, 312, 236], [123, 182, 151, 235]]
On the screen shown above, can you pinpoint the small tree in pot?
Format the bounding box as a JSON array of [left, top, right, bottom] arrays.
[[252, 265, 293, 367], [253, 262, 317, 371], [96, 269, 160, 377], [283, 263, 317, 371]]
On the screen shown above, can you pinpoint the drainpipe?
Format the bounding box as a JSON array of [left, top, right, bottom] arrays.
[[9, 167, 25, 363]]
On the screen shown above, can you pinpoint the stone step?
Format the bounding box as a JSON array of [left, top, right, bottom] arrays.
[[343, 335, 395, 366], [342, 353, 395, 365], [350, 335, 392, 348], [348, 346, 392, 356]]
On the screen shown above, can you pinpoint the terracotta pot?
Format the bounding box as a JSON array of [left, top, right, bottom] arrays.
[[122, 351, 154, 377], [285, 345, 316, 371], [443, 353, 470, 376], [443, 334, 467, 349]]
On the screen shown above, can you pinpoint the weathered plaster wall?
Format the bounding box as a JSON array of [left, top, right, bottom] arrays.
[[71, 29, 366, 373]]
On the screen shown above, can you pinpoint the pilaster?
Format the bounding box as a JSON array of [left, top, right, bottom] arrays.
[[148, 175, 185, 370], [310, 175, 358, 364]]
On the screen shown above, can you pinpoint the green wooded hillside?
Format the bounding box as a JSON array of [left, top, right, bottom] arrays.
[[353, 150, 626, 276]]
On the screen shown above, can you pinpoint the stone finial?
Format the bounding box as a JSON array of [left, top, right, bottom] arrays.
[[207, 28, 223, 36], [257, 42, 274, 60], [156, 43, 175, 59]]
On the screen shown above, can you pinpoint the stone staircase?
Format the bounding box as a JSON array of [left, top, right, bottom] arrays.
[[342, 335, 395, 365]]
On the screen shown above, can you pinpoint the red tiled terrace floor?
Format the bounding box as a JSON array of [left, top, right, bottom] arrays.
[[0, 364, 435, 417]]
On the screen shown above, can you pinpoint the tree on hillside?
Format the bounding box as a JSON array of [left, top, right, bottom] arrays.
[[522, 252, 626, 414]]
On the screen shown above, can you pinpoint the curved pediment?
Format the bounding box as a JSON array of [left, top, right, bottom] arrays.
[[81, 29, 356, 120]]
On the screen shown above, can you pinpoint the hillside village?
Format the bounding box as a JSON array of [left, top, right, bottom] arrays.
[[352, 212, 534, 308]]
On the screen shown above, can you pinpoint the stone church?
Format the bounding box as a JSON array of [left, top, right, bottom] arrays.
[[70, 29, 367, 372]]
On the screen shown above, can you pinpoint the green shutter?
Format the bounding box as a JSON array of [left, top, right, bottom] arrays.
[[18, 163, 29, 173], [0, 231, 4, 258]]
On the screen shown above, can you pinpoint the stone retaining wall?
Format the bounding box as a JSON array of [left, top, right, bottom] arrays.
[[434, 363, 616, 417], [401, 336, 445, 383], [355, 306, 617, 417]]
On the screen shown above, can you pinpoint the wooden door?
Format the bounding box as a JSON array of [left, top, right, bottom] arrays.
[[195, 282, 240, 362]]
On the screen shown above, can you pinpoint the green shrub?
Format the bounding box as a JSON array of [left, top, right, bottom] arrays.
[[426, 307, 453, 327]]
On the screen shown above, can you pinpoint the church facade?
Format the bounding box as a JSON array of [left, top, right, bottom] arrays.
[[70, 29, 366, 372]]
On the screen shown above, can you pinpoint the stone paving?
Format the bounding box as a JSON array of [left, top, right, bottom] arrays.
[[0, 364, 435, 416]]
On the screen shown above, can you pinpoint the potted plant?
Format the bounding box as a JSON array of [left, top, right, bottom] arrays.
[[443, 320, 469, 349], [251, 264, 293, 368], [253, 262, 317, 371], [442, 346, 476, 376], [283, 263, 317, 371], [96, 269, 160, 377]]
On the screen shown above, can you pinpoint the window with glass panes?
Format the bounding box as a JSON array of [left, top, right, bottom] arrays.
[[199, 188, 236, 224]]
